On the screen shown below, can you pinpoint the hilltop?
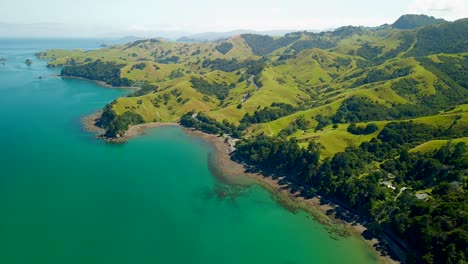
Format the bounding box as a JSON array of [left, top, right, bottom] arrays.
[[176, 29, 302, 42], [392, 14, 446, 29], [37, 15, 468, 264]]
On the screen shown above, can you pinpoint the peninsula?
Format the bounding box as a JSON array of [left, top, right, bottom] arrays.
[[38, 15, 468, 264]]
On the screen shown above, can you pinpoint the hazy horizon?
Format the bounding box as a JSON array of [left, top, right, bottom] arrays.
[[0, 0, 466, 38]]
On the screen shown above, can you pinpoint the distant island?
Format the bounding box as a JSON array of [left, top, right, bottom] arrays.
[[37, 14, 468, 264]]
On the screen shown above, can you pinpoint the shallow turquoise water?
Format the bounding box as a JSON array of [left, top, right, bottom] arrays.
[[0, 39, 378, 264]]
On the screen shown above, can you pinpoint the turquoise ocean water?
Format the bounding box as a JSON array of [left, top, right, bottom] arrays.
[[0, 39, 378, 264]]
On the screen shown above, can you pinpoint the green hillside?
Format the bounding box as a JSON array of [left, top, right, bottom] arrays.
[[39, 15, 468, 264]]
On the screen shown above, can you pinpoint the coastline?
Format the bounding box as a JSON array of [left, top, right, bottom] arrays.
[[82, 111, 105, 134], [182, 129, 400, 264], [123, 122, 180, 139], [60, 75, 140, 90], [82, 111, 401, 264], [81, 111, 179, 142]]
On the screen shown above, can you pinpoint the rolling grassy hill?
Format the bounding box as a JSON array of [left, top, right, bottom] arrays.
[[37, 15, 467, 146], [37, 16, 468, 154], [38, 15, 468, 263]]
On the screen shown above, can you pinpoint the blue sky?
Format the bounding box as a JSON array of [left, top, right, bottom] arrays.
[[1, 0, 467, 35]]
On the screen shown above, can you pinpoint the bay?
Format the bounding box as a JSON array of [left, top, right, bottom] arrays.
[[0, 39, 378, 264]]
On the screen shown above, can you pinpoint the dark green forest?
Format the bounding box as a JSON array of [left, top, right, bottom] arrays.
[[215, 42, 234, 55], [61, 60, 132, 87], [234, 121, 467, 264], [190, 76, 231, 100]]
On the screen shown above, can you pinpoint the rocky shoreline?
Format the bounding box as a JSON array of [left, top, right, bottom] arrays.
[[182, 128, 401, 264], [81, 110, 401, 264], [81, 111, 178, 143]]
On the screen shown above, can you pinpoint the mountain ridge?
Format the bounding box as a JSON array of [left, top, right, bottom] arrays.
[[392, 14, 446, 29]]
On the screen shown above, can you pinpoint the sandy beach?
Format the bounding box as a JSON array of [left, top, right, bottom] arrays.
[[82, 112, 401, 264]]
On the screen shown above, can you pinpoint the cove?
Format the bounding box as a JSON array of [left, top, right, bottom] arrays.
[[0, 39, 379, 264]]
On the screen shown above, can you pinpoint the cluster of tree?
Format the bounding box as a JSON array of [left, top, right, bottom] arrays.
[[190, 76, 230, 100], [129, 83, 158, 97], [376, 33, 415, 63], [131, 62, 147, 70], [357, 43, 383, 61], [278, 116, 310, 137], [150, 89, 182, 107], [315, 114, 333, 130], [104, 111, 145, 138], [351, 65, 412, 88], [203, 58, 244, 72], [240, 103, 297, 124], [376, 120, 468, 148], [169, 69, 185, 79], [332, 96, 394, 123], [334, 57, 353, 68], [241, 34, 301, 55], [276, 53, 295, 62], [419, 84, 468, 116], [392, 183, 467, 264], [215, 42, 234, 55], [61, 59, 132, 87], [96, 104, 144, 138], [234, 121, 467, 263], [396, 59, 467, 114], [252, 74, 263, 88], [379, 143, 467, 264], [235, 136, 321, 180], [391, 78, 420, 101], [289, 39, 336, 53], [239, 120, 460, 185], [156, 56, 180, 64], [417, 56, 468, 89], [330, 95, 465, 125], [95, 103, 117, 128], [202, 58, 263, 74], [245, 60, 265, 75], [180, 111, 244, 138], [347, 123, 379, 135], [381, 142, 466, 190], [405, 19, 468, 57], [351, 120, 468, 165]]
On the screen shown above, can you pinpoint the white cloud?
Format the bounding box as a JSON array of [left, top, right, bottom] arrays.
[[409, 0, 468, 20]]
